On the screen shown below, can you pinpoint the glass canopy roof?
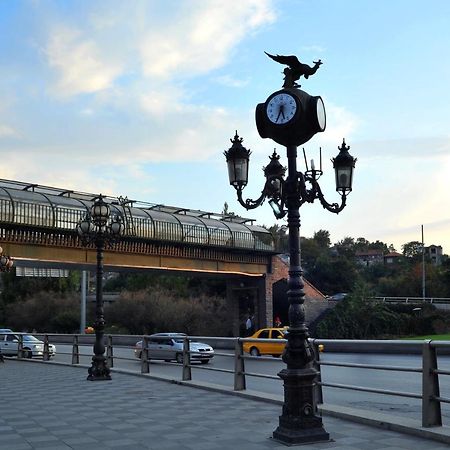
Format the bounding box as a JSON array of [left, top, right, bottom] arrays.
[[0, 179, 274, 252]]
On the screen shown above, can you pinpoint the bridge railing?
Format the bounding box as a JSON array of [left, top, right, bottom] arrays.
[[368, 296, 450, 304], [12, 333, 450, 429]]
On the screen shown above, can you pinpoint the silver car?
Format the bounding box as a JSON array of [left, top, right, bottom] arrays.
[[134, 333, 214, 364], [0, 332, 56, 358]]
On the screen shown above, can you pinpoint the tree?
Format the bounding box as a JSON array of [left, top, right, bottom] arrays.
[[313, 230, 330, 249], [402, 241, 423, 259], [334, 237, 356, 259]]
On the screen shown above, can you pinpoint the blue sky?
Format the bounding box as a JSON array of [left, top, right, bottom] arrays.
[[1, 0, 449, 253]]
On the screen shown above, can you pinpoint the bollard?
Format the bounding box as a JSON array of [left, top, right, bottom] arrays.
[[72, 335, 79, 365], [106, 335, 113, 368], [422, 340, 442, 427], [312, 339, 323, 409], [43, 334, 50, 361], [17, 334, 24, 359], [234, 338, 246, 391], [182, 336, 191, 381], [141, 336, 150, 374]]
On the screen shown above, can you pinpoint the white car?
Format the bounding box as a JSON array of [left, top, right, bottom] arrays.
[[134, 333, 214, 364], [0, 332, 56, 358]]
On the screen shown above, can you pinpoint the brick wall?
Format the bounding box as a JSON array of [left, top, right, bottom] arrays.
[[265, 254, 326, 326]]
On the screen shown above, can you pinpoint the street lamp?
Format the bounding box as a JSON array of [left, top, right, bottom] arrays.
[[0, 246, 13, 272], [225, 53, 356, 445], [76, 195, 124, 381]]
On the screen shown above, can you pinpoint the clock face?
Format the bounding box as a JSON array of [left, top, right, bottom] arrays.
[[316, 97, 326, 131], [266, 93, 297, 124]]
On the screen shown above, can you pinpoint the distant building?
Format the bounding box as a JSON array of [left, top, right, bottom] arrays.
[[384, 251, 403, 265], [355, 249, 384, 267], [425, 245, 443, 265]]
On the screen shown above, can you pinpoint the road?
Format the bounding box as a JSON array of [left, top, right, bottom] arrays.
[[51, 343, 450, 423]]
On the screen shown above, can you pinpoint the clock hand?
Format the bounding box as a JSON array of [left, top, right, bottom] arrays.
[[276, 105, 285, 123]]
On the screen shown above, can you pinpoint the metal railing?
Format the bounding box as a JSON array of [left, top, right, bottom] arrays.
[[9, 333, 450, 428], [369, 296, 450, 305]]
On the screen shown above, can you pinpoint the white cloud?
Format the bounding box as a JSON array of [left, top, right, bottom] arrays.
[[215, 75, 250, 88], [45, 26, 123, 96], [0, 124, 18, 137], [315, 100, 361, 147], [139, 1, 275, 78]]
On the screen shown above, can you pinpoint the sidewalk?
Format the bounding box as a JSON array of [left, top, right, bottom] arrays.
[[1, 360, 448, 450]]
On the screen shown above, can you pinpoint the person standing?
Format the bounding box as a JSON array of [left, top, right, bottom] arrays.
[[274, 316, 282, 327], [245, 315, 253, 336]]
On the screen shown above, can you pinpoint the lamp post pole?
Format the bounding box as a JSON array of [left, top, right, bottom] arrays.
[[225, 134, 356, 445], [76, 195, 124, 381], [89, 234, 108, 380], [274, 144, 327, 443]]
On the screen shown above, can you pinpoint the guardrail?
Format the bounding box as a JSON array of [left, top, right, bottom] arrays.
[[369, 296, 450, 305], [9, 333, 450, 429]]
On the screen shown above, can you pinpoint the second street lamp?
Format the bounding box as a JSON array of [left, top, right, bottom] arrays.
[[76, 195, 124, 381]]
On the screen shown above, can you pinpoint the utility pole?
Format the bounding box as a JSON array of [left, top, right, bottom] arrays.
[[422, 225, 426, 300]]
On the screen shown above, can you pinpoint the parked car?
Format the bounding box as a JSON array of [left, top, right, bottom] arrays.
[[243, 327, 324, 357], [329, 293, 348, 301], [0, 332, 56, 358], [134, 333, 214, 364], [0, 328, 13, 333]]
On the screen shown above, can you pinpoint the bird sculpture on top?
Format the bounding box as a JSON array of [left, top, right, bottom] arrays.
[[265, 52, 322, 88]]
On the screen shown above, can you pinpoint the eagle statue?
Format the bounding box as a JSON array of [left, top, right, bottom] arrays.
[[265, 52, 322, 88]]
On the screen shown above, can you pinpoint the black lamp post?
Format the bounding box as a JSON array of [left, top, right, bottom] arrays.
[[225, 54, 356, 443], [0, 246, 13, 272], [226, 134, 356, 444], [76, 195, 124, 381]]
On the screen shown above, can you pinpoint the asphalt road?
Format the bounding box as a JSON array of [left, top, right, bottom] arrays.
[[50, 343, 450, 424]]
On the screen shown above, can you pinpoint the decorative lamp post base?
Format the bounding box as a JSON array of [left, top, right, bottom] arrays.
[[273, 367, 330, 445], [87, 357, 111, 381]]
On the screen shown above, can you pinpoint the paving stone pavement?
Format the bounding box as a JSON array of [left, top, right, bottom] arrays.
[[0, 360, 448, 450]]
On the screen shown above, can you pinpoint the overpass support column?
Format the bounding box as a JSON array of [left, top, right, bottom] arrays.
[[225, 277, 267, 337]]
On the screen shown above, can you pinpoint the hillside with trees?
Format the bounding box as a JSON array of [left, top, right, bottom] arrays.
[[1, 228, 449, 338]]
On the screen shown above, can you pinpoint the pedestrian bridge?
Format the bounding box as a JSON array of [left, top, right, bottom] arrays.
[[0, 179, 275, 277]]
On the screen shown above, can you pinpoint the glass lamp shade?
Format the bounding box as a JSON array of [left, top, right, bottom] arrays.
[[0, 255, 7, 266], [91, 196, 110, 226], [77, 218, 93, 236], [0, 246, 3, 254], [6, 258, 13, 269], [224, 131, 251, 188], [269, 199, 286, 219], [264, 151, 285, 196], [332, 139, 356, 194], [110, 217, 124, 236]]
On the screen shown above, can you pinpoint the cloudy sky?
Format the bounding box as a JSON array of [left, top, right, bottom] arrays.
[[1, 0, 449, 253]]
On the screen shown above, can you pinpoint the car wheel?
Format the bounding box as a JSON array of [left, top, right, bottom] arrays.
[[250, 347, 260, 357], [137, 351, 142, 359], [176, 353, 183, 364], [24, 349, 32, 359], [272, 354, 281, 358], [200, 360, 209, 364]]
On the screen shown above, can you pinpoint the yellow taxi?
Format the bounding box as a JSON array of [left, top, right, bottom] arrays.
[[243, 327, 287, 357], [242, 327, 324, 357]]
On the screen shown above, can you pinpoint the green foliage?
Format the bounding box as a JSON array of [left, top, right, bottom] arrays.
[[316, 282, 399, 338], [306, 254, 359, 295], [402, 241, 423, 259], [4, 291, 80, 333], [106, 288, 230, 336], [316, 282, 450, 339]]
